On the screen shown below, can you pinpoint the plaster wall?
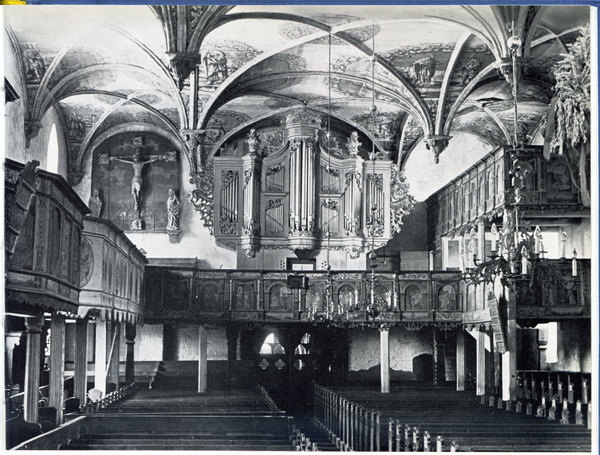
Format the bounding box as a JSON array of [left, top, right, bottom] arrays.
[[348, 326, 432, 372], [134, 324, 164, 361], [404, 132, 492, 202], [556, 319, 591, 373], [4, 27, 26, 163], [164, 325, 228, 361]]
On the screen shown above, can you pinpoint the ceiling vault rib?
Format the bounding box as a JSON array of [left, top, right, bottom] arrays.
[[442, 61, 503, 137], [435, 31, 472, 135]]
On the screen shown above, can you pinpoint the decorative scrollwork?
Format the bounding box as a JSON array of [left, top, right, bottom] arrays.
[[321, 199, 339, 212], [390, 164, 416, 234], [266, 164, 284, 176], [188, 160, 214, 233]]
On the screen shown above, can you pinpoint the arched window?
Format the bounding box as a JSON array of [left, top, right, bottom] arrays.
[[259, 333, 285, 355], [47, 124, 59, 173], [294, 333, 313, 370]]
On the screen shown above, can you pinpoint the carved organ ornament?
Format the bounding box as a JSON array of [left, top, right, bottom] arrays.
[[210, 109, 414, 258]]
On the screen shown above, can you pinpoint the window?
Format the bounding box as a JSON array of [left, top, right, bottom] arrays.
[[47, 124, 59, 173], [259, 333, 285, 355]]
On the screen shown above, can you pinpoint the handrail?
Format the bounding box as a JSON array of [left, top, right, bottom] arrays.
[[6, 376, 75, 401], [312, 382, 458, 452], [79, 383, 135, 414], [257, 384, 282, 413]]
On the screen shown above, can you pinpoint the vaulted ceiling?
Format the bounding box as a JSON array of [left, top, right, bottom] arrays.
[[5, 4, 590, 185]]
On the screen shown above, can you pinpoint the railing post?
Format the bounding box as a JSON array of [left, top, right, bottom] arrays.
[[395, 420, 401, 452], [338, 396, 343, 442], [376, 411, 381, 451], [370, 410, 375, 452], [359, 406, 364, 451], [351, 402, 355, 451], [412, 427, 419, 452], [389, 417, 393, 452], [404, 424, 410, 452]]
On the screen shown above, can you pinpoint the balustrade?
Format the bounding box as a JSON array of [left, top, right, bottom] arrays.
[[80, 383, 135, 414], [312, 383, 456, 451]]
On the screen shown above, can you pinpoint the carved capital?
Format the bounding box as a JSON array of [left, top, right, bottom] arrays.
[[497, 57, 529, 86], [181, 129, 205, 174], [68, 170, 85, 187], [167, 52, 202, 90], [25, 121, 43, 149], [425, 135, 452, 164]]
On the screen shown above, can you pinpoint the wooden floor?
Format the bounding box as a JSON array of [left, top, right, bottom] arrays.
[[332, 385, 592, 452]]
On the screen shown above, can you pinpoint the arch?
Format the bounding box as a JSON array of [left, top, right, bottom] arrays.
[[46, 124, 59, 173], [438, 285, 457, 310], [268, 283, 291, 311], [405, 285, 425, 310], [235, 283, 254, 310], [78, 122, 188, 174], [337, 284, 357, 310], [209, 105, 389, 161], [201, 283, 220, 310], [259, 332, 285, 355]]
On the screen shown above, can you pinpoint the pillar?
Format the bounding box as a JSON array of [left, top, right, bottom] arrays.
[[23, 315, 44, 423], [456, 328, 465, 391], [198, 324, 207, 393], [107, 321, 120, 387], [476, 326, 486, 396], [73, 318, 89, 405], [125, 323, 136, 384], [94, 318, 107, 395], [502, 288, 518, 402], [49, 313, 66, 425], [226, 324, 239, 387], [380, 327, 390, 393], [477, 219, 486, 260]]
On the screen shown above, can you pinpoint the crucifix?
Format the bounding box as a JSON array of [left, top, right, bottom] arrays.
[[107, 136, 177, 228]]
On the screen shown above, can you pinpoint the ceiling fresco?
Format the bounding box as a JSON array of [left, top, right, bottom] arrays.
[[5, 4, 590, 185]]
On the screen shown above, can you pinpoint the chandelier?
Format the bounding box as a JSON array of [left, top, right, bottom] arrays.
[[307, 24, 393, 324], [462, 31, 579, 289]]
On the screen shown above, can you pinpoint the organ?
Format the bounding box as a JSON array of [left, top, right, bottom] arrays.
[[211, 109, 413, 260]]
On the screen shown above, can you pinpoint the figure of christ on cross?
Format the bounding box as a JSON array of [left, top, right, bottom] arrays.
[[109, 146, 177, 212]]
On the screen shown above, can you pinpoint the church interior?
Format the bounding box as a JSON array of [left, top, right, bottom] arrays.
[[3, 4, 596, 452]]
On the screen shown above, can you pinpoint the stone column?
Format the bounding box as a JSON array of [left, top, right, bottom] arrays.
[[107, 321, 120, 387], [456, 328, 465, 391], [49, 313, 66, 425], [379, 326, 390, 394], [94, 318, 107, 395], [226, 324, 239, 387], [73, 318, 89, 405], [125, 323, 136, 385], [198, 324, 208, 393], [24, 315, 44, 423], [476, 326, 486, 396]]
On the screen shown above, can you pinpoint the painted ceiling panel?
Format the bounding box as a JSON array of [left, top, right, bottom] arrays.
[[6, 4, 589, 184]]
